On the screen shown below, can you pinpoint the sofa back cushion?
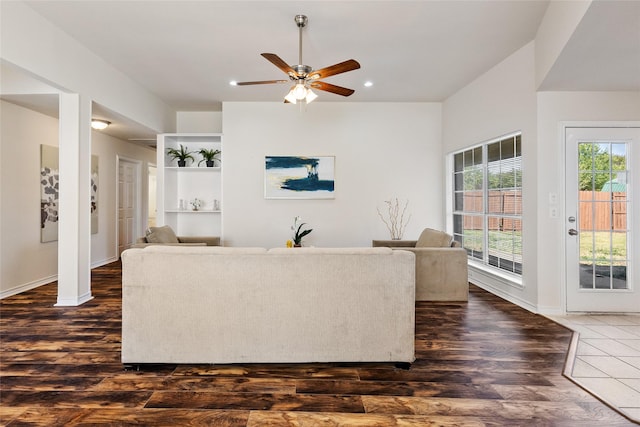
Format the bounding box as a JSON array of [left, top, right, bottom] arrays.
[[145, 225, 179, 244], [415, 228, 454, 248], [142, 246, 267, 255], [268, 247, 392, 255]]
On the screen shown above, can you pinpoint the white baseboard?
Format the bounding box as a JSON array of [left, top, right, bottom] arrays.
[[1, 257, 118, 300], [470, 279, 538, 314], [55, 293, 94, 306], [91, 256, 118, 268], [537, 306, 566, 316], [0, 275, 57, 299]]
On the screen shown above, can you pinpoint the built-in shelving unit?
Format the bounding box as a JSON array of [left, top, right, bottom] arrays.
[[156, 133, 223, 238]]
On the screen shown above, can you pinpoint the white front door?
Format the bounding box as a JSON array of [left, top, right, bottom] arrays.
[[118, 159, 139, 256], [565, 126, 640, 312]]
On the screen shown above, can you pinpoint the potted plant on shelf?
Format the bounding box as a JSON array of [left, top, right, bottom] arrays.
[[197, 148, 221, 167], [291, 216, 312, 247], [166, 144, 195, 167]]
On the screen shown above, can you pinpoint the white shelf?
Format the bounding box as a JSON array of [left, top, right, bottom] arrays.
[[165, 166, 221, 171], [157, 133, 223, 238], [165, 210, 221, 213]]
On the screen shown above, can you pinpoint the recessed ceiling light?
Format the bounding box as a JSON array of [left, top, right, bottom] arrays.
[[364, 81, 373, 87], [229, 81, 238, 86]]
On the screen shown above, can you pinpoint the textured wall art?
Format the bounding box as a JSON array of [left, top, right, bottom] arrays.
[[40, 145, 99, 243], [265, 156, 335, 199], [90, 154, 99, 234], [40, 144, 60, 242]]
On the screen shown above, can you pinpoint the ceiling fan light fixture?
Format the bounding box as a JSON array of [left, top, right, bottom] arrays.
[[284, 83, 317, 105], [91, 119, 111, 130], [293, 82, 308, 100], [284, 87, 298, 104], [235, 14, 360, 104], [305, 88, 318, 103]]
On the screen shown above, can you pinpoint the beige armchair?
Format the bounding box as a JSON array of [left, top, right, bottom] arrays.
[[373, 228, 469, 301]]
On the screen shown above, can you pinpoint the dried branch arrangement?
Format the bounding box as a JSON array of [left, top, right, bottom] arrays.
[[377, 198, 411, 240]]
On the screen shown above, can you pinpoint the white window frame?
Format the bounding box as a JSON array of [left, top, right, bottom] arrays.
[[448, 132, 523, 283]]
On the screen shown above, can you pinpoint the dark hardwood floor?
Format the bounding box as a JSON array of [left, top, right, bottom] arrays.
[[1, 261, 636, 426]]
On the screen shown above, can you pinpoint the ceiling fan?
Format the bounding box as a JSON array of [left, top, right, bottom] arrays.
[[234, 15, 361, 104]]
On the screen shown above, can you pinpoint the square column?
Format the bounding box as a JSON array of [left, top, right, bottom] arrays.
[[56, 93, 93, 306]]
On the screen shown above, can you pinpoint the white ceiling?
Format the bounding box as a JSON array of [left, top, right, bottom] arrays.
[[538, 0, 640, 91], [0, 92, 159, 143], [22, 0, 552, 110], [3, 1, 639, 141]]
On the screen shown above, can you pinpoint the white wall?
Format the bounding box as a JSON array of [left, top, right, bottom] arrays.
[[0, 100, 156, 297], [0, 1, 175, 134], [534, 0, 591, 89], [177, 111, 222, 133], [90, 131, 156, 266], [1, 100, 59, 294], [1, 1, 175, 301], [443, 42, 539, 310], [222, 102, 442, 248], [443, 37, 640, 313], [536, 91, 640, 313]]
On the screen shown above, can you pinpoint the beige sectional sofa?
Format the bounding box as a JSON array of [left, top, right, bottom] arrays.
[[121, 246, 416, 365], [373, 228, 469, 301]]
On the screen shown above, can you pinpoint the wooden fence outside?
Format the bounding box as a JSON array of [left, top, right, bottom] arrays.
[[579, 191, 626, 231], [461, 191, 626, 232], [463, 191, 522, 231]]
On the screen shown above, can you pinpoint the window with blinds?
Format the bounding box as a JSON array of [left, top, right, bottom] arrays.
[[452, 133, 522, 276]]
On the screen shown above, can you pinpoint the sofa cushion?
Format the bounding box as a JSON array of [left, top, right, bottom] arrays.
[[415, 228, 454, 248], [145, 225, 179, 244], [268, 247, 393, 255], [142, 246, 267, 255], [132, 242, 206, 248], [177, 236, 220, 246]]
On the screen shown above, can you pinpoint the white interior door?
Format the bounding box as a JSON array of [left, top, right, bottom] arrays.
[[118, 159, 138, 255], [147, 165, 157, 227], [565, 127, 640, 312]]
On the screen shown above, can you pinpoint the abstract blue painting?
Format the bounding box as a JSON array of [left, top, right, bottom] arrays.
[[265, 156, 335, 199]]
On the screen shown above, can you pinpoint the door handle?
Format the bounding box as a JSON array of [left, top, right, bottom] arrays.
[[568, 229, 578, 236]]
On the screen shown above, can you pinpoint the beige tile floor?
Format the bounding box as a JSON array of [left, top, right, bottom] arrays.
[[548, 314, 640, 423]]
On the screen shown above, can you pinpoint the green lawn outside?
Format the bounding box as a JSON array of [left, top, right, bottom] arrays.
[[462, 229, 625, 265], [580, 231, 627, 265], [461, 229, 522, 258]]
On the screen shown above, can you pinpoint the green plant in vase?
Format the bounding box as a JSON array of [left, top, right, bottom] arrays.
[[291, 216, 312, 247], [197, 148, 221, 167], [166, 144, 195, 167]]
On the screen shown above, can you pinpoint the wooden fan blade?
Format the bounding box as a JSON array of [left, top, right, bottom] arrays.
[[235, 80, 289, 86], [308, 59, 360, 80], [309, 81, 355, 97], [261, 53, 297, 76]]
